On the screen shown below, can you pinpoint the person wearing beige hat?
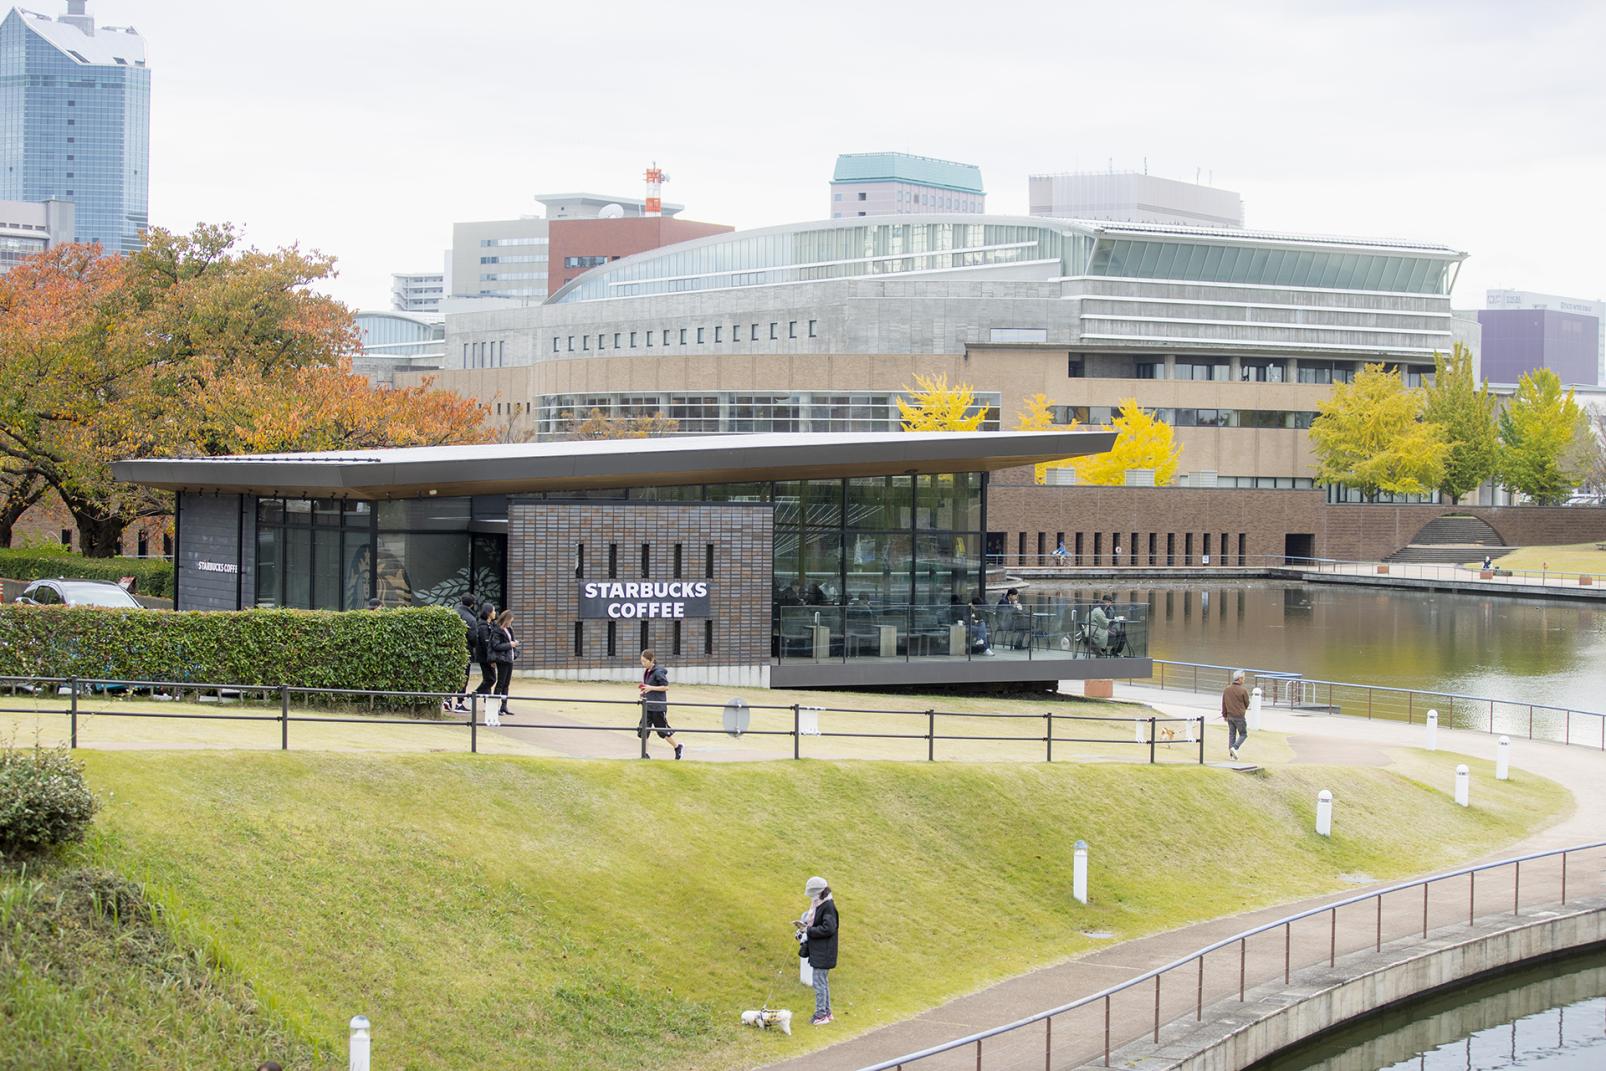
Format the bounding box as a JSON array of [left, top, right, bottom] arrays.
[[795, 876, 839, 1025]]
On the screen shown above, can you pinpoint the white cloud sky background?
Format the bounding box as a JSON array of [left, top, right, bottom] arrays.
[[107, 0, 1606, 310]]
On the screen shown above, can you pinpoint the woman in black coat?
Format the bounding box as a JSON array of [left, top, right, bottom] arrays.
[[796, 875, 839, 1025], [486, 609, 520, 723]]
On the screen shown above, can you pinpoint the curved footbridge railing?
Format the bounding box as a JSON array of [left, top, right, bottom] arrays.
[[856, 840, 1606, 1071]]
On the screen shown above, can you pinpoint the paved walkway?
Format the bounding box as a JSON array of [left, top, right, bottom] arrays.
[[1292, 562, 1605, 601], [758, 685, 1606, 1071]]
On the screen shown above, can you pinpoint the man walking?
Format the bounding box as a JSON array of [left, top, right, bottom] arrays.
[[638, 649, 683, 759], [1221, 671, 1251, 760]]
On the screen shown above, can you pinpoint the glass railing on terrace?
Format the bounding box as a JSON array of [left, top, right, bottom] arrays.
[[773, 600, 1148, 664]]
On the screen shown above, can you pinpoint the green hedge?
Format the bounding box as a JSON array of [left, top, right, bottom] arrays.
[[0, 605, 466, 707], [0, 547, 174, 598]]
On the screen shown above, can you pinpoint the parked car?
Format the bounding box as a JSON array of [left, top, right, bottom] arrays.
[[13, 578, 142, 609]]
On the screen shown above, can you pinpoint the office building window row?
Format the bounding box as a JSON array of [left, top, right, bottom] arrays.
[[462, 340, 507, 368], [1097, 355, 1430, 384], [549, 318, 819, 354], [1047, 405, 1318, 430], [480, 255, 547, 264], [532, 390, 1002, 439], [480, 237, 549, 247]]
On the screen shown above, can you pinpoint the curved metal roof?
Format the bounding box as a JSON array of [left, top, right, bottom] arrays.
[[111, 430, 1117, 500]]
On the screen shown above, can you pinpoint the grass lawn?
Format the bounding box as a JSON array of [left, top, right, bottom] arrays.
[[0, 745, 1568, 1071], [1472, 542, 1606, 575]]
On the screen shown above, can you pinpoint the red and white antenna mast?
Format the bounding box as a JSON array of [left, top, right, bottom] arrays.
[[643, 162, 668, 217]]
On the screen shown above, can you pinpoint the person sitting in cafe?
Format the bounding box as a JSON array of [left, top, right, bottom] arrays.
[[967, 596, 994, 656], [1089, 595, 1123, 656], [994, 588, 1026, 648]]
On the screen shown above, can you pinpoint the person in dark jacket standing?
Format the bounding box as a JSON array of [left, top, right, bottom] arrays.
[[796, 875, 838, 1025], [486, 609, 520, 725], [470, 603, 498, 704], [449, 594, 479, 712]]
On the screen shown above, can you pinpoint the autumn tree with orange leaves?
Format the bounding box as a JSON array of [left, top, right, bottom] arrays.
[[0, 225, 490, 554]]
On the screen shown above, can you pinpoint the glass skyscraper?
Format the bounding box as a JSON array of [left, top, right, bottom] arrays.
[[0, 3, 150, 254]]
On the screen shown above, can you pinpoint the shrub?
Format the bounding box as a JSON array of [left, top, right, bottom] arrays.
[[0, 742, 99, 857], [0, 605, 466, 707], [0, 546, 174, 597]]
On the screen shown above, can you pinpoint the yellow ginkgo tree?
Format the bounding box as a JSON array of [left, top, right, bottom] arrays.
[[1073, 399, 1182, 486], [896, 373, 986, 431]]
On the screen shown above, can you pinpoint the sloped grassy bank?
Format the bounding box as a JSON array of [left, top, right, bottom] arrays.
[[2, 749, 1568, 1070]]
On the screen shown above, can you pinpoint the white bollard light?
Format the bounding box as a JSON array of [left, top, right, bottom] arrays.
[[1425, 709, 1438, 751], [349, 1015, 371, 1071], [1315, 789, 1333, 837], [1454, 764, 1470, 807], [1496, 735, 1510, 781], [1073, 839, 1089, 905], [1248, 686, 1263, 731], [1134, 718, 1145, 744]]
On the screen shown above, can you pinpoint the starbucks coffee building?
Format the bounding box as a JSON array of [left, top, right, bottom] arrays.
[[114, 431, 1150, 688]]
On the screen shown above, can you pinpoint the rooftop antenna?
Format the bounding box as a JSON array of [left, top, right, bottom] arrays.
[[1195, 167, 1201, 185], [643, 162, 668, 218], [1143, 156, 1148, 175]]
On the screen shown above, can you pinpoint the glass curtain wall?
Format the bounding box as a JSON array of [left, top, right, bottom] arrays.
[[1088, 240, 1450, 295], [249, 478, 984, 636], [772, 474, 984, 659], [253, 497, 504, 610], [253, 499, 372, 610]]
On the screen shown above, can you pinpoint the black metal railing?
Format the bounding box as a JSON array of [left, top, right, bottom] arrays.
[[855, 840, 1606, 1071], [0, 675, 1199, 764], [1132, 659, 1606, 750]]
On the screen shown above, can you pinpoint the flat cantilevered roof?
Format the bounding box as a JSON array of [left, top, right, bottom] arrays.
[[111, 431, 1116, 500]]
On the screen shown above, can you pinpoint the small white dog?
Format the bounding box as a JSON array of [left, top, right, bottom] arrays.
[[741, 1007, 793, 1035]]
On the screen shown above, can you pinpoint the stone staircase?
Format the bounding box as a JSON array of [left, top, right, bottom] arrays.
[[1386, 515, 1515, 564]]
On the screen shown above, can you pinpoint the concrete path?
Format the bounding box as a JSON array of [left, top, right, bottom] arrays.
[[1292, 562, 1604, 601], [757, 684, 1606, 1071]]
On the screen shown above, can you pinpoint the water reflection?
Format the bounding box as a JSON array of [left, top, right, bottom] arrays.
[[1031, 581, 1606, 713], [1257, 949, 1606, 1070]]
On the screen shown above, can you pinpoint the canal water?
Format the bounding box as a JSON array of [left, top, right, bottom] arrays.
[[1033, 580, 1606, 718], [1255, 947, 1606, 1070]]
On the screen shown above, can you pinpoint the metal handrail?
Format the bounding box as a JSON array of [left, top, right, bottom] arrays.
[[0, 674, 1206, 765], [983, 553, 1603, 585], [855, 839, 1606, 1071], [1141, 659, 1606, 745]]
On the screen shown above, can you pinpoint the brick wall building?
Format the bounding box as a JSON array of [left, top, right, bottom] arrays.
[[507, 501, 772, 686]]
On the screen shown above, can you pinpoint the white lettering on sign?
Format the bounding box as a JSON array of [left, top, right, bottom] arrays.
[[577, 579, 711, 619], [195, 560, 239, 574]]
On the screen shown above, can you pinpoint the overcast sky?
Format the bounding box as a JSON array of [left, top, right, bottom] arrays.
[[105, 0, 1606, 310]]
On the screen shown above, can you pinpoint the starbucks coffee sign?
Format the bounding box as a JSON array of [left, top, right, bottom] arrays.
[[578, 580, 712, 619]]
